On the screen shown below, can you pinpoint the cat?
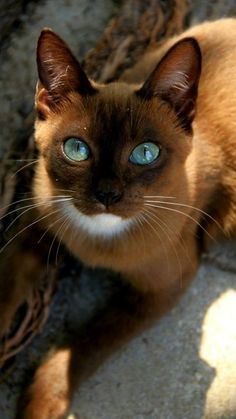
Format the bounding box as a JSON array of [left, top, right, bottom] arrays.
[[4, 17, 236, 418]]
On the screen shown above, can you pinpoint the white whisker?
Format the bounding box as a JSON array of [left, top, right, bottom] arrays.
[[144, 202, 216, 242], [37, 214, 67, 244], [145, 199, 222, 232], [144, 209, 176, 279], [144, 207, 184, 285], [144, 195, 176, 199], [139, 211, 171, 277], [4, 159, 38, 162], [4, 198, 72, 232], [10, 159, 39, 178], [134, 214, 146, 254], [47, 215, 68, 269], [0, 209, 62, 254], [55, 216, 71, 265], [0, 195, 71, 213]]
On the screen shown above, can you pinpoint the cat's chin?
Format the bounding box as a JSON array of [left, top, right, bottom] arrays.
[[60, 202, 133, 238]]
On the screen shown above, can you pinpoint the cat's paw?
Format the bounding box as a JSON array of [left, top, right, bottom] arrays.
[[17, 349, 71, 419], [17, 397, 69, 419]]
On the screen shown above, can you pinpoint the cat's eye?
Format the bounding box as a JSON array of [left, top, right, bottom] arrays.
[[63, 138, 90, 161], [129, 142, 160, 165]]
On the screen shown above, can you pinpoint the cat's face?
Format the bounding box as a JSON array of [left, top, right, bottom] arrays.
[[34, 30, 201, 238]]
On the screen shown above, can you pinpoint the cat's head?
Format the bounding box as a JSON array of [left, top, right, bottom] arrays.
[[33, 29, 201, 239]]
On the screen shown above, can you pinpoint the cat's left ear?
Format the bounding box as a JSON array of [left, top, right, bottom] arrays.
[[36, 29, 96, 117], [137, 37, 202, 131]]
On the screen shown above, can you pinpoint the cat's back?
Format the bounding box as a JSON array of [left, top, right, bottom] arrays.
[[186, 17, 236, 51], [123, 19, 236, 84], [186, 19, 236, 131]]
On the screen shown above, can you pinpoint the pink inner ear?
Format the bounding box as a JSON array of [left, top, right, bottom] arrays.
[[36, 86, 53, 118], [37, 87, 50, 105], [158, 68, 191, 97], [150, 38, 201, 99]]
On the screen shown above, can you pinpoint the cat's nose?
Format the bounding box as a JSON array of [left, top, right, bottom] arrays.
[[95, 189, 122, 207], [94, 179, 123, 207]]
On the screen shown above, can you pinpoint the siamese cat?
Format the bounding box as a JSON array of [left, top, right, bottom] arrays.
[[2, 18, 236, 419]]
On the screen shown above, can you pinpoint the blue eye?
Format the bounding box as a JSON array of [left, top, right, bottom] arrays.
[[63, 138, 90, 161], [129, 142, 160, 165]]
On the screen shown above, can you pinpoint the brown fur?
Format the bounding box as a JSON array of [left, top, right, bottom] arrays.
[[3, 18, 236, 418]]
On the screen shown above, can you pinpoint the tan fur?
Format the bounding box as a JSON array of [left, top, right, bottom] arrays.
[[4, 19, 236, 418], [122, 18, 236, 235]]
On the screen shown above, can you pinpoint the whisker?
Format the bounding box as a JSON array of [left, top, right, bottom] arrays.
[[144, 199, 223, 232], [55, 216, 71, 265], [47, 215, 68, 270], [37, 214, 67, 244], [4, 159, 38, 162], [0, 195, 71, 213], [0, 209, 62, 254], [54, 188, 77, 194], [144, 203, 216, 242], [143, 208, 183, 285], [143, 206, 203, 273], [4, 198, 72, 232], [145, 209, 178, 279], [10, 160, 39, 179], [158, 211, 193, 271], [139, 211, 171, 277], [144, 195, 176, 199], [134, 214, 146, 254], [65, 204, 89, 248]]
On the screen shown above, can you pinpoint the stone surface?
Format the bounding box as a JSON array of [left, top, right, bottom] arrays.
[[72, 247, 236, 419]]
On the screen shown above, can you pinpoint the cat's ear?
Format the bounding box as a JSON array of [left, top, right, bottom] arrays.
[[36, 29, 95, 116], [137, 37, 202, 131]]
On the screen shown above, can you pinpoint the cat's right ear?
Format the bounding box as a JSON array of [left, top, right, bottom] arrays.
[[137, 37, 202, 132], [36, 29, 96, 117]]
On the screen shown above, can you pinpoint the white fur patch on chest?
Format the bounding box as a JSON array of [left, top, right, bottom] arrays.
[[61, 202, 133, 238]]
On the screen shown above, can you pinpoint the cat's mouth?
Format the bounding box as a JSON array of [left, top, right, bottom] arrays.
[[60, 200, 134, 238], [71, 193, 140, 219]]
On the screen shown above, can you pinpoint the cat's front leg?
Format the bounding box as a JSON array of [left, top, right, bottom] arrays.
[[17, 267, 196, 419], [16, 349, 71, 419]]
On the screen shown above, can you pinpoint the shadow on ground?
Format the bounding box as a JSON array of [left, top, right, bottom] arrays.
[[70, 243, 236, 419]]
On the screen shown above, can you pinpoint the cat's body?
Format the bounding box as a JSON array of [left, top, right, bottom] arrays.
[[30, 18, 236, 302], [2, 18, 236, 418]]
